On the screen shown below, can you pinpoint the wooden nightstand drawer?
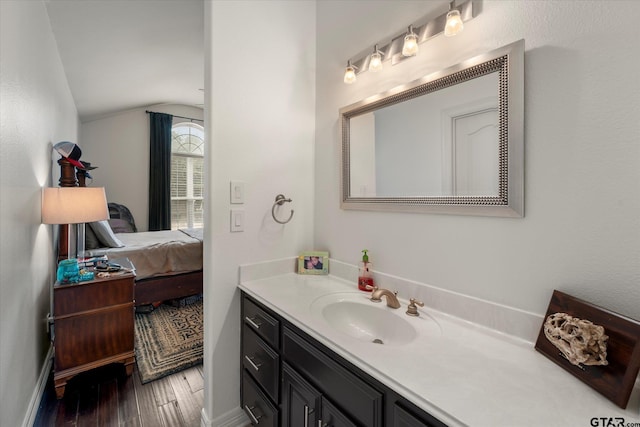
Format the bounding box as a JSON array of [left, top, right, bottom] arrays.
[[54, 273, 134, 316], [54, 303, 134, 370]]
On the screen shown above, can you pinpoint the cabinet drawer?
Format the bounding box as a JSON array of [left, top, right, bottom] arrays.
[[282, 326, 383, 427], [54, 275, 134, 316], [242, 371, 278, 427], [54, 304, 134, 371], [243, 296, 280, 348], [242, 324, 279, 402]]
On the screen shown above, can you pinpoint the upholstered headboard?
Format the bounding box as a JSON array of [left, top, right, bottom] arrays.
[[107, 202, 137, 233]]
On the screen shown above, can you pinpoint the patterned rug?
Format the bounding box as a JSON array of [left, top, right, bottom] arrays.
[[134, 297, 203, 384]]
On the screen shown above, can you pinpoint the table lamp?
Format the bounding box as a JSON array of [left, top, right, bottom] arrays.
[[42, 187, 109, 259]]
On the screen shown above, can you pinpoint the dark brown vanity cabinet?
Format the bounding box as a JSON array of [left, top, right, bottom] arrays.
[[242, 296, 281, 426], [241, 292, 447, 427], [282, 325, 382, 426], [282, 363, 322, 426], [282, 363, 358, 427]]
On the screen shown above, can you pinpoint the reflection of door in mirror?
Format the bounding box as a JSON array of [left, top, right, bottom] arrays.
[[349, 72, 499, 198], [441, 97, 499, 196]]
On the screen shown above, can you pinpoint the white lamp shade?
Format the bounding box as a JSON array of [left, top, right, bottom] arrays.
[[402, 33, 419, 57], [344, 66, 357, 84], [369, 52, 383, 72], [42, 187, 109, 224], [444, 9, 464, 37]]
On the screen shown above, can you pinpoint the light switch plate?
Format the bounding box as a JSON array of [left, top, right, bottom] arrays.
[[230, 209, 244, 232], [230, 181, 245, 204]]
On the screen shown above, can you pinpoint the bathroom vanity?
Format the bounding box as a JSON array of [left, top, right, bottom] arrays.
[[241, 292, 445, 426], [239, 268, 640, 427]]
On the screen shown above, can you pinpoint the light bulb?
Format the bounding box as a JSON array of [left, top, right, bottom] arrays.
[[402, 28, 419, 57], [344, 64, 356, 84], [444, 9, 464, 37], [369, 50, 383, 72]]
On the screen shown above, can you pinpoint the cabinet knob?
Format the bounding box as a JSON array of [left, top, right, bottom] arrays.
[[303, 405, 315, 427], [244, 355, 262, 371], [244, 404, 262, 424], [245, 315, 262, 329]]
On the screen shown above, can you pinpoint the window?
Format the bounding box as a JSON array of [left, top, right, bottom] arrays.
[[171, 122, 204, 229]]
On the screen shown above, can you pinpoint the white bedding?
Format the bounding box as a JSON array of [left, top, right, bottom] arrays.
[[87, 229, 203, 280]]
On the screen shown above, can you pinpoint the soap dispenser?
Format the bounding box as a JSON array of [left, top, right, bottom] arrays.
[[358, 249, 374, 292]]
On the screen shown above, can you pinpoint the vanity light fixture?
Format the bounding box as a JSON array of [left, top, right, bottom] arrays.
[[344, 60, 357, 84], [402, 25, 419, 57], [444, 2, 464, 37], [341, 0, 474, 84], [369, 45, 384, 72]]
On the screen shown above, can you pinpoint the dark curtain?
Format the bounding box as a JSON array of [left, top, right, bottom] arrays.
[[148, 112, 173, 231]]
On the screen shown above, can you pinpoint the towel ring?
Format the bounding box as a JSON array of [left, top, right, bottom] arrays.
[[272, 194, 294, 224]]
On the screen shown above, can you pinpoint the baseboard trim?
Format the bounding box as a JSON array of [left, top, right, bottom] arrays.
[[201, 406, 249, 427], [22, 344, 53, 427]]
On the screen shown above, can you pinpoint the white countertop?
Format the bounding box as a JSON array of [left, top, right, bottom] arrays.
[[239, 272, 640, 427]]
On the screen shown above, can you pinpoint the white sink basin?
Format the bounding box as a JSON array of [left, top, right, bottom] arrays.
[[310, 292, 440, 346]]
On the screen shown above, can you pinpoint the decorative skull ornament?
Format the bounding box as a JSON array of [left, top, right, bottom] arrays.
[[543, 312, 609, 367]]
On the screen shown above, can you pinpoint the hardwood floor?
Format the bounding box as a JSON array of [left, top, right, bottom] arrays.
[[34, 362, 204, 427]]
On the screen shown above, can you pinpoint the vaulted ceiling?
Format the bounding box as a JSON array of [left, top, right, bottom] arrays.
[[45, 0, 204, 121]]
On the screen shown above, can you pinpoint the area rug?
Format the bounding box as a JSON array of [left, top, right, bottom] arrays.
[[134, 296, 203, 384]]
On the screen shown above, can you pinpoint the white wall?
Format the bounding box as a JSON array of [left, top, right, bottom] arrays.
[[80, 104, 204, 231], [373, 74, 497, 196], [0, 2, 79, 426], [315, 1, 640, 319], [203, 0, 316, 423]]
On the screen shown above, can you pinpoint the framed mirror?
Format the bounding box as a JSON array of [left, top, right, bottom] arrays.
[[340, 39, 524, 217]]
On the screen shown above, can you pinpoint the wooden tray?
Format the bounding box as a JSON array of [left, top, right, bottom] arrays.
[[535, 290, 640, 408]]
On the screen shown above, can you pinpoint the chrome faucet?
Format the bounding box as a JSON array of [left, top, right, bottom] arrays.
[[370, 287, 401, 309]]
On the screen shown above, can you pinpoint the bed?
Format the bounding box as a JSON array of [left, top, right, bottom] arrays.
[[85, 203, 203, 306]]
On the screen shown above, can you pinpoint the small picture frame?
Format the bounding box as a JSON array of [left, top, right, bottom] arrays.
[[297, 251, 329, 275]]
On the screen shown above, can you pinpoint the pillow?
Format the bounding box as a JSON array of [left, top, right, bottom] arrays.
[[85, 224, 101, 249], [89, 220, 125, 248], [109, 218, 136, 234]]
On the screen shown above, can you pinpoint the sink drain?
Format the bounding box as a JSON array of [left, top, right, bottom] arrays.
[[372, 338, 384, 345]]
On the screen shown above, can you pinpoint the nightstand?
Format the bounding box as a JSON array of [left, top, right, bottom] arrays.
[[53, 266, 136, 399]]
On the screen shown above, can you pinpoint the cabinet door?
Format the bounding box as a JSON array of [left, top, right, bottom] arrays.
[[282, 326, 383, 426], [319, 396, 358, 427], [282, 363, 321, 427], [393, 403, 445, 427]]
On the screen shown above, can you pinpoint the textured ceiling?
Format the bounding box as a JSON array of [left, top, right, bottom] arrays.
[[45, 0, 204, 121]]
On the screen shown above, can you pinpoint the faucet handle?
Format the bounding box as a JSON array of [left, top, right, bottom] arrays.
[[406, 298, 424, 317]]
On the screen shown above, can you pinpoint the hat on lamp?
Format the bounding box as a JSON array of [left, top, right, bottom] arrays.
[[77, 161, 97, 179], [53, 141, 85, 169], [78, 161, 97, 171]]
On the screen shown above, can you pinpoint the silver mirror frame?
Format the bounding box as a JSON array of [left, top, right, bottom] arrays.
[[340, 39, 524, 217]]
